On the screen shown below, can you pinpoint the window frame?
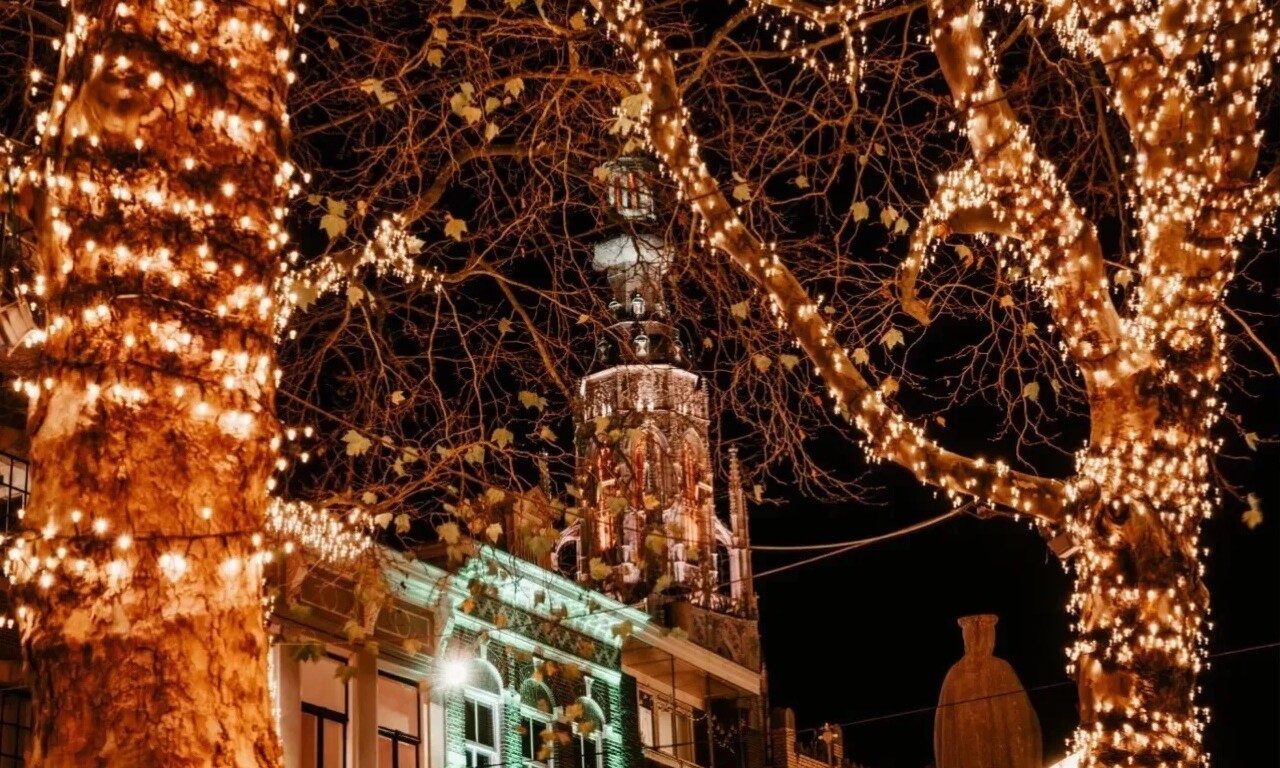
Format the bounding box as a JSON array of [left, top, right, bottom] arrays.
[[570, 721, 603, 768], [0, 689, 31, 768], [462, 687, 500, 768], [300, 654, 350, 768], [377, 671, 421, 768], [301, 701, 348, 768]]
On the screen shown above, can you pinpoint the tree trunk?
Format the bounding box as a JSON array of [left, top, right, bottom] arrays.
[[11, 0, 294, 764], [1069, 374, 1213, 766]]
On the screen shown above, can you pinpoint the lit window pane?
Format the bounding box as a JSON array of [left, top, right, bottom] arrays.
[[301, 657, 348, 714], [398, 741, 419, 768], [378, 676, 420, 737], [323, 719, 344, 768], [302, 713, 318, 768]]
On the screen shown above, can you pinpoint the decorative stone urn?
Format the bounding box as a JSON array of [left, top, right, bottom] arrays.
[[934, 614, 1042, 768]]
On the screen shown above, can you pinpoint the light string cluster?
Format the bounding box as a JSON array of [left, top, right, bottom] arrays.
[[589, 0, 1280, 765], [273, 214, 444, 339]]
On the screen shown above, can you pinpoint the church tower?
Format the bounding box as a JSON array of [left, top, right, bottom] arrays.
[[552, 158, 755, 617]]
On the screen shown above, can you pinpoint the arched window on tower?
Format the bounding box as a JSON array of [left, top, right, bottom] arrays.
[[631, 431, 668, 510], [680, 436, 706, 547]]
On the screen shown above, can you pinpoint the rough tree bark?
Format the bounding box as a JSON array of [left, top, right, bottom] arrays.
[[10, 0, 296, 764]]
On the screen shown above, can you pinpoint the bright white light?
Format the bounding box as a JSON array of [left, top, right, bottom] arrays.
[[440, 659, 468, 688]]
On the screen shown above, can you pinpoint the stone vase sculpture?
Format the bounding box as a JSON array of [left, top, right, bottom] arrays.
[[934, 614, 1043, 768]]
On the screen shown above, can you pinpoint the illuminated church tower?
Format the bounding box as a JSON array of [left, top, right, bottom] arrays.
[[552, 158, 755, 616]]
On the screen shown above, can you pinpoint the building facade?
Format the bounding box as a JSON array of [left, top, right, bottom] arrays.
[[268, 157, 767, 768]]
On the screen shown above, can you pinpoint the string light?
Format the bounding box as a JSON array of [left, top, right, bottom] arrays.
[[590, 0, 1278, 765]]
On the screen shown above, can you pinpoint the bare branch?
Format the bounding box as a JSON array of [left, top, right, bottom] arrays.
[[591, 0, 1067, 522]]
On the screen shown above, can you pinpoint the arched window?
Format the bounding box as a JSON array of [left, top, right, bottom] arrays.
[[570, 698, 605, 768], [555, 536, 580, 578], [462, 661, 503, 768], [714, 544, 733, 597], [518, 679, 555, 768], [631, 430, 668, 509]]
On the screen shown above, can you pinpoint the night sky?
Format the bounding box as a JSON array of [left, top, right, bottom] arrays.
[[751, 420, 1280, 767]]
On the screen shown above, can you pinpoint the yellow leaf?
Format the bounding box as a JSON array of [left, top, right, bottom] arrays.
[[427, 48, 444, 67], [484, 122, 500, 142], [492, 427, 514, 449], [794, 175, 810, 189], [1243, 493, 1263, 529], [391, 390, 405, 405], [589, 558, 611, 580], [999, 295, 1015, 308], [730, 301, 749, 319], [852, 347, 870, 365], [450, 0, 466, 16], [732, 182, 751, 202], [444, 214, 468, 241], [519, 390, 547, 410], [486, 522, 503, 543], [506, 0, 522, 8], [881, 376, 899, 396], [851, 200, 869, 221], [498, 317, 512, 334], [437, 522, 461, 545], [505, 77, 525, 97], [395, 513, 411, 534], [1022, 381, 1040, 403], [779, 354, 800, 371], [484, 96, 501, 114], [539, 426, 556, 441], [569, 10, 587, 29], [751, 354, 772, 372], [880, 206, 899, 228], [880, 328, 904, 349]]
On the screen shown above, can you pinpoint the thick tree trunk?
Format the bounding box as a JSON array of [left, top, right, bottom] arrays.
[[1069, 374, 1214, 767], [11, 0, 294, 764]]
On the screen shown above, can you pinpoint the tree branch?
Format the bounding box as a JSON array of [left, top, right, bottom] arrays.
[[590, 0, 1067, 523], [897, 161, 1014, 326], [928, 0, 1127, 384]]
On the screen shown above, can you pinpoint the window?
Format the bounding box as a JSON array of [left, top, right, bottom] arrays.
[[519, 679, 555, 768], [570, 699, 604, 768], [649, 694, 693, 762], [377, 673, 421, 768], [301, 656, 348, 768], [518, 714, 551, 767], [462, 663, 502, 768], [0, 690, 31, 768], [571, 724, 602, 768], [463, 696, 497, 768], [0, 452, 28, 533], [637, 693, 654, 749]]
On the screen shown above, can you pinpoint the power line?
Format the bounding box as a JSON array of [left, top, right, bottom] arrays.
[[792, 640, 1280, 733], [751, 510, 961, 579]]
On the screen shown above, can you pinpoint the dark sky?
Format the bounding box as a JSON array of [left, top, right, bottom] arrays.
[[751, 425, 1280, 768]]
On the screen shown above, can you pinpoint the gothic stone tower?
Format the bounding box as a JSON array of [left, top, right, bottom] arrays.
[[552, 158, 754, 615]]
